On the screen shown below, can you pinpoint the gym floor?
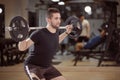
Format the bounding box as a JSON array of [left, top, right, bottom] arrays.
[[0, 54, 120, 80]]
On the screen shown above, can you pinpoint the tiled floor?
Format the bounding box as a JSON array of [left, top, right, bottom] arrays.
[[0, 54, 120, 80]]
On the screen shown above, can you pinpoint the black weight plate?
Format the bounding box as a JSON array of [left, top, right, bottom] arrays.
[[9, 16, 29, 42], [65, 16, 82, 39]]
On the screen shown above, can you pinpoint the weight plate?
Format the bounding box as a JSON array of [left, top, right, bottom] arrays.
[[9, 16, 29, 42]]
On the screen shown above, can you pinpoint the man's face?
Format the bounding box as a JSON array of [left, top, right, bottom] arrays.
[[80, 16, 84, 22], [48, 13, 61, 29]]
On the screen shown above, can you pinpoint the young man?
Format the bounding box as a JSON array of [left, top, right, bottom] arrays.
[[75, 13, 90, 42], [18, 8, 72, 80]]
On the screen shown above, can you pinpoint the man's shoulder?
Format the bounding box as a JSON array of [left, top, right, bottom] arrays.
[[31, 28, 46, 35], [83, 19, 90, 25], [83, 19, 89, 22]]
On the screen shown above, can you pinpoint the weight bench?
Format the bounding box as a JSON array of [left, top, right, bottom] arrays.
[[73, 27, 120, 67], [73, 36, 106, 66], [73, 43, 105, 66]]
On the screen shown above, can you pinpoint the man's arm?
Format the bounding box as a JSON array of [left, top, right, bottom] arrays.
[[18, 38, 34, 51], [86, 21, 90, 38], [59, 25, 73, 43], [59, 31, 69, 43]]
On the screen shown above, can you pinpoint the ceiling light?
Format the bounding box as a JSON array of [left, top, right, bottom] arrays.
[[85, 6, 91, 13], [51, 0, 60, 2], [84, 6, 92, 15], [0, 8, 3, 14], [58, 1, 65, 5]]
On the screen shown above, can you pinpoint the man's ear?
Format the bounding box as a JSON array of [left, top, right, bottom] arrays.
[[46, 17, 50, 23]]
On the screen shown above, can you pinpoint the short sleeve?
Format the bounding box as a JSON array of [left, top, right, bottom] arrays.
[[30, 30, 40, 43]]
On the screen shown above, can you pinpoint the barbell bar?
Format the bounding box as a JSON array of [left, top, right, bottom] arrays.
[[30, 26, 67, 30], [6, 26, 67, 31]]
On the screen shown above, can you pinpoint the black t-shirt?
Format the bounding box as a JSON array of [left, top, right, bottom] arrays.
[[25, 28, 59, 67]]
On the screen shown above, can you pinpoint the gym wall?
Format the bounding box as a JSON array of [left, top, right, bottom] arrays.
[[117, 0, 120, 28], [0, 0, 28, 38]]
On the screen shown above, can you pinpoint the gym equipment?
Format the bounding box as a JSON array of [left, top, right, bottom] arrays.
[[64, 16, 82, 39], [9, 16, 29, 42], [7, 16, 82, 42]]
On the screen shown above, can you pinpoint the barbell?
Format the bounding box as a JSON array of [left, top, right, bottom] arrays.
[[6, 16, 82, 42]]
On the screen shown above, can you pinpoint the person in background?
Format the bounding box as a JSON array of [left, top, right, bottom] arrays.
[[75, 22, 108, 52], [75, 13, 91, 43]]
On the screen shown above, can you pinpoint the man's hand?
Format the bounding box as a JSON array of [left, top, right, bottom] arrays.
[[65, 25, 73, 34]]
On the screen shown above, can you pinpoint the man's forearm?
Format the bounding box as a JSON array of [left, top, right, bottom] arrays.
[[87, 25, 90, 38], [59, 31, 69, 43], [18, 40, 27, 51], [18, 38, 33, 51], [59, 25, 73, 43]]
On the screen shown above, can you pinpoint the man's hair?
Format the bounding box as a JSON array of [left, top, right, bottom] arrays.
[[76, 12, 84, 18], [46, 8, 60, 18]]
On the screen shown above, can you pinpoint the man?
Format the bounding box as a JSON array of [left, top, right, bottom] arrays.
[[75, 26, 106, 51], [76, 13, 90, 42], [18, 8, 72, 80]]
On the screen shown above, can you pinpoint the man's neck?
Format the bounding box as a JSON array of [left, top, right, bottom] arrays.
[[46, 25, 57, 33]]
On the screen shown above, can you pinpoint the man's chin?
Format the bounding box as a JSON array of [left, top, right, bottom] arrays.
[[52, 26, 59, 29]]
